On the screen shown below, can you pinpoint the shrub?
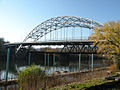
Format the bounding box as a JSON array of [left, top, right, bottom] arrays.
[[17, 65, 46, 90]]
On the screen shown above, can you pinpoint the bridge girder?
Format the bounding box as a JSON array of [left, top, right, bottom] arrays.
[[61, 44, 97, 54]]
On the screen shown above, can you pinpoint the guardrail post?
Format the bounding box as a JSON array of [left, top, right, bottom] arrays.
[[91, 54, 94, 71], [79, 54, 81, 70], [6, 48, 10, 83]]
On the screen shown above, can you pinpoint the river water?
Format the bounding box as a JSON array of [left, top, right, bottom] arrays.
[[0, 54, 110, 80]]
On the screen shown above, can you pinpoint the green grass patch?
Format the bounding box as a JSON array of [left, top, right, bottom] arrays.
[[50, 78, 113, 90]]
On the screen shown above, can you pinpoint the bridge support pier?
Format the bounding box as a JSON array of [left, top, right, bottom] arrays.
[[89, 55, 91, 69], [6, 48, 10, 83], [28, 53, 31, 66], [44, 53, 46, 66], [53, 54, 55, 66], [79, 54, 81, 70], [48, 53, 49, 67], [91, 54, 94, 71]]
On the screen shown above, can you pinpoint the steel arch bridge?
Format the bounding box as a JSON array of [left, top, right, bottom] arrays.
[[16, 16, 103, 53], [23, 16, 103, 42]]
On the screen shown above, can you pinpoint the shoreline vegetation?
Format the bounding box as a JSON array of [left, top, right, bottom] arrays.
[[50, 66, 120, 90], [50, 77, 120, 90]]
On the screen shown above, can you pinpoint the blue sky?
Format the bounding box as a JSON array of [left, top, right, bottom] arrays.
[[0, 0, 120, 42]]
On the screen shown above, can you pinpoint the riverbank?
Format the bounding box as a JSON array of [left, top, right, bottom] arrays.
[[0, 67, 108, 90], [50, 78, 120, 90], [1, 67, 119, 90], [50, 72, 120, 90]]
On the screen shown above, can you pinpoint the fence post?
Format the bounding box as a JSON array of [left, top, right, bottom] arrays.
[[6, 48, 10, 83]]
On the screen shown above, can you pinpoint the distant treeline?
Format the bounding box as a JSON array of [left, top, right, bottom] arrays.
[[0, 38, 9, 60]]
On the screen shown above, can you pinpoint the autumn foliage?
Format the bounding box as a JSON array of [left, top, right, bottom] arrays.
[[90, 20, 120, 69]]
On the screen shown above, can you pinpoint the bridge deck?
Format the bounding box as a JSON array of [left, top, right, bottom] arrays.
[[4, 40, 94, 47]]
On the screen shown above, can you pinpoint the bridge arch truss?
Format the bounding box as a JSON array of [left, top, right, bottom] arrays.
[[23, 16, 103, 43]]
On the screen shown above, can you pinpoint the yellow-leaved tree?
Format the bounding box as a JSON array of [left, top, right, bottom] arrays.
[[90, 20, 120, 69]]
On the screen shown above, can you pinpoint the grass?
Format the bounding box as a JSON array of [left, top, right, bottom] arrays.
[[50, 78, 113, 90]]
